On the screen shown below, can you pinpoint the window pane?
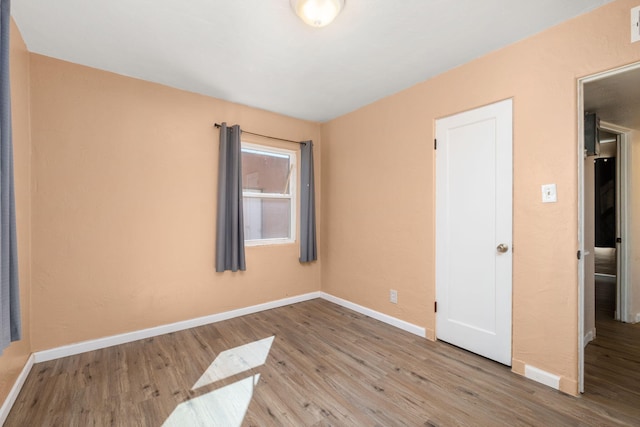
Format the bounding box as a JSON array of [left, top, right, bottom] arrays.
[[243, 198, 291, 240], [242, 149, 291, 194]]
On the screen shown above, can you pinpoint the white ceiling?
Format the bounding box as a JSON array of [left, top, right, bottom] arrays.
[[584, 66, 640, 131], [12, 0, 613, 122]]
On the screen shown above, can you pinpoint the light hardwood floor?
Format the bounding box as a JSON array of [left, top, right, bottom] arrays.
[[6, 298, 640, 426]]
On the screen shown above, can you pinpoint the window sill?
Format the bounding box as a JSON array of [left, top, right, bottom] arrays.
[[245, 238, 295, 247]]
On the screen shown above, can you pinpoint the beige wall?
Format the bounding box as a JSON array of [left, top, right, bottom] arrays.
[[0, 19, 33, 404], [29, 54, 321, 351], [321, 0, 640, 395]]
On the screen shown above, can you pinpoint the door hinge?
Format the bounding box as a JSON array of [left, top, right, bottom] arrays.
[[577, 250, 581, 260], [616, 237, 622, 243], [434, 139, 437, 150], [434, 301, 438, 313]]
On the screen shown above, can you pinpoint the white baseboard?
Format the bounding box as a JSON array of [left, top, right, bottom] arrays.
[[34, 291, 322, 363], [594, 273, 616, 280], [320, 292, 426, 338], [0, 354, 35, 425], [524, 364, 560, 390], [33, 290, 425, 363], [584, 329, 595, 346]]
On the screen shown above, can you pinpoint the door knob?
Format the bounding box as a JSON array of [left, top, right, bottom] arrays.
[[497, 243, 509, 253]]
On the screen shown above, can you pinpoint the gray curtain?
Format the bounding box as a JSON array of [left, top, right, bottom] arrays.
[[215, 123, 246, 272], [0, 0, 21, 354], [299, 141, 317, 262]]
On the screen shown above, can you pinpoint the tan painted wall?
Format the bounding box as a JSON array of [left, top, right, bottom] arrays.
[[321, 0, 640, 395], [0, 19, 33, 404], [29, 54, 321, 351]]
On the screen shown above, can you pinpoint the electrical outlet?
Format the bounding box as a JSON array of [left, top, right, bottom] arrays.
[[541, 183, 557, 203], [632, 6, 640, 43], [390, 289, 398, 304]]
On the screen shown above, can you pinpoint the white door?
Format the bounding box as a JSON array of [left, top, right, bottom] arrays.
[[435, 99, 513, 366]]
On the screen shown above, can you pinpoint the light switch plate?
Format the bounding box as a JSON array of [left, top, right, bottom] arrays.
[[541, 184, 557, 203], [632, 6, 640, 43]]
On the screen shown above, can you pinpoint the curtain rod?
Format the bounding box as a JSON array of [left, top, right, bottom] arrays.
[[214, 123, 303, 145]]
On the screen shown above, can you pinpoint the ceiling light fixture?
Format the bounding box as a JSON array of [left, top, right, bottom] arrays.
[[290, 0, 345, 28]]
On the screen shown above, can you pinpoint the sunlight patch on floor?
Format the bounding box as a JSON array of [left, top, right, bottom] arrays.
[[162, 335, 275, 426], [162, 374, 260, 427], [192, 335, 275, 389]]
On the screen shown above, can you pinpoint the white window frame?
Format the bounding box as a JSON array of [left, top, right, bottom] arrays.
[[242, 142, 297, 246]]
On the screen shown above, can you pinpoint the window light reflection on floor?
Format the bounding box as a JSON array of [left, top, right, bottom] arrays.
[[193, 335, 275, 389], [162, 335, 275, 427], [163, 374, 260, 426]]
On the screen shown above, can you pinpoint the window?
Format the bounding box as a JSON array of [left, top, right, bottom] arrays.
[[241, 143, 296, 245]]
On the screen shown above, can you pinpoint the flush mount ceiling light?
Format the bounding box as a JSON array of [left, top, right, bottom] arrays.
[[290, 0, 345, 28]]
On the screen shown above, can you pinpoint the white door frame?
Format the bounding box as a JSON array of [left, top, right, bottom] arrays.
[[601, 121, 630, 323], [577, 63, 636, 393]]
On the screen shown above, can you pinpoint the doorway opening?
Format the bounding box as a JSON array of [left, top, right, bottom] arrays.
[[578, 63, 640, 394]]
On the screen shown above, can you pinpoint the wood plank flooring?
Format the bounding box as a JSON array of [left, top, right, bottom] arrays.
[[583, 276, 640, 416], [6, 298, 640, 426]]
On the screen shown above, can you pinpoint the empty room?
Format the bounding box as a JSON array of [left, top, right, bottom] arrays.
[[1, 0, 640, 425]]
